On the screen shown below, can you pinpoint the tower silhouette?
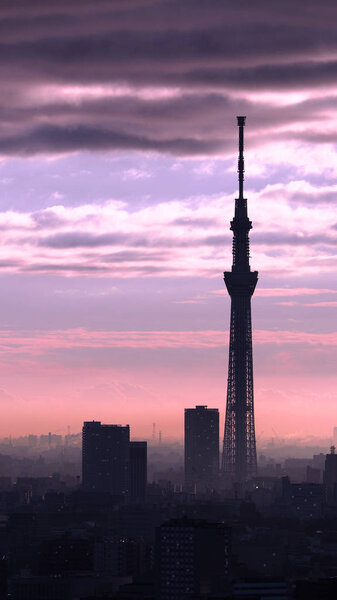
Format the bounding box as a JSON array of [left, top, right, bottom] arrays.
[[222, 116, 258, 484]]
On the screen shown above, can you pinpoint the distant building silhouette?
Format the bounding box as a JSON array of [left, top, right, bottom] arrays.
[[281, 476, 323, 519], [82, 421, 130, 496], [222, 116, 258, 485], [157, 517, 231, 599], [129, 441, 147, 503], [306, 465, 321, 484], [333, 426, 337, 447], [184, 405, 219, 493]]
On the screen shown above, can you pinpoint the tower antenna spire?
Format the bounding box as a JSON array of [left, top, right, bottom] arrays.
[[237, 116, 245, 199]]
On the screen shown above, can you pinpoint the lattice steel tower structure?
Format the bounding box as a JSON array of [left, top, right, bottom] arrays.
[[222, 117, 258, 484]]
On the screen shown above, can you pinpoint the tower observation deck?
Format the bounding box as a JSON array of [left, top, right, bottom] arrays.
[[222, 116, 258, 484]]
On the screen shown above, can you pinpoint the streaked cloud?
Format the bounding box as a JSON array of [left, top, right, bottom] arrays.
[[0, 178, 335, 279], [0, 328, 335, 355]]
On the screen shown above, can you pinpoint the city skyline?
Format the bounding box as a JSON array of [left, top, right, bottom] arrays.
[[0, 1, 336, 439]]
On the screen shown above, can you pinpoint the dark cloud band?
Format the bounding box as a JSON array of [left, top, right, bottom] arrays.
[[1, 0, 337, 157]]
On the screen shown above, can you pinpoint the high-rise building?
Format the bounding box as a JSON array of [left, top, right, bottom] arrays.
[[82, 421, 130, 496], [157, 517, 231, 599], [129, 441, 147, 503], [184, 405, 219, 493], [324, 445, 337, 505], [222, 116, 258, 485]]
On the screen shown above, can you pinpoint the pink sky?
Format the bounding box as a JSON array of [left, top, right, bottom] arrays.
[[0, 0, 336, 441]]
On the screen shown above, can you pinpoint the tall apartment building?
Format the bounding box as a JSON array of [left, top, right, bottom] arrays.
[[184, 405, 219, 493], [82, 421, 130, 496], [157, 517, 231, 599], [324, 445, 337, 505], [82, 421, 147, 501]]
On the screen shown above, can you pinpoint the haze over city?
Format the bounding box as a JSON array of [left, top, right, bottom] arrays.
[[3, 3, 337, 600], [0, 0, 336, 442]]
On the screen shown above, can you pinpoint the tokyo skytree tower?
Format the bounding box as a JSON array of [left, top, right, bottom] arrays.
[[222, 117, 258, 484]]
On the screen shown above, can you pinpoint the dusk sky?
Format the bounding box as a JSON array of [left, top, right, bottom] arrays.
[[0, 0, 336, 441]]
